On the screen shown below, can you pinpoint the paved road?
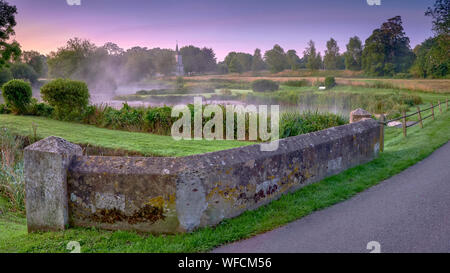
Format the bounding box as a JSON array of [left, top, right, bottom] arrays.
[[214, 142, 450, 253]]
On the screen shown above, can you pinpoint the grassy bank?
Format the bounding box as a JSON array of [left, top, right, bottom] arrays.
[[188, 74, 450, 93], [0, 108, 448, 253], [0, 114, 252, 157]]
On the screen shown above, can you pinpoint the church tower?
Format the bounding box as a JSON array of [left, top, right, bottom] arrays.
[[175, 42, 184, 76]]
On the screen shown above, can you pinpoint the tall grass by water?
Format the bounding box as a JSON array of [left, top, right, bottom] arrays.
[[0, 128, 25, 213]]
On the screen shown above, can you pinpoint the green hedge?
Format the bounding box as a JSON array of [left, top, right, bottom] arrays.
[[2, 80, 32, 114], [252, 79, 279, 92], [283, 80, 310, 87], [324, 77, 336, 89], [41, 79, 90, 120]]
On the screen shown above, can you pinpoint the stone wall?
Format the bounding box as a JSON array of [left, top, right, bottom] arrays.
[[25, 119, 381, 233]]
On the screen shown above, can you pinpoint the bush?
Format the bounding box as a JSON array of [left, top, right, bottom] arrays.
[[0, 104, 10, 114], [283, 80, 309, 87], [144, 106, 174, 135], [280, 111, 347, 138], [1, 80, 32, 114], [324, 77, 336, 89], [252, 79, 279, 92], [27, 99, 54, 117], [41, 79, 90, 120]]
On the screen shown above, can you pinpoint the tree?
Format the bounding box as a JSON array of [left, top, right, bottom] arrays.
[[47, 38, 97, 79], [410, 1, 449, 78], [180, 45, 217, 74], [324, 38, 340, 70], [336, 54, 346, 70], [22, 50, 47, 77], [151, 48, 175, 76], [425, 0, 449, 35], [344, 36, 363, 70], [286, 50, 301, 70], [216, 62, 228, 74], [264, 44, 288, 73], [224, 52, 252, 72], [410, 36, 449, 78], [251, 48, 266, 71], [102, 42, 124, 56], [304, 40, 321, 70], [362, 16, 415, 76], [122, 46, 154, 82], [199, 47, 217, 72], [0, 0, 20, 68], [228, 56, 243, 73], [0, 66, 11, 85], [10, 63, 38, 84], [317, 53, 323, 70]]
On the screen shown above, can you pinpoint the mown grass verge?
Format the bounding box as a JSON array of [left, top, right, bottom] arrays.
[[0, 114, 252, 157], [0, 108, 448, 253]]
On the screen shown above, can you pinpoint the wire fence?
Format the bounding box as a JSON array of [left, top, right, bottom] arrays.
[[377, 98, 448, 152]]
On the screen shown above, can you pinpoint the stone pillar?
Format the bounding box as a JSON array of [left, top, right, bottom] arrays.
[[350, 108, 372, 123], [24, 136, 82, 232]]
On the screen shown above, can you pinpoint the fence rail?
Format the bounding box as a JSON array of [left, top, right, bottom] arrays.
[[377, 98, 448, 152]]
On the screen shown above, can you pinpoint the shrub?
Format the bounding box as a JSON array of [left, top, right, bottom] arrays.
[[41, 79, 90, 120], [1, 80, 32, 114], [252, 79, 279, 92], [324, 77, 336, 89], [280, 111, 347, 138], [101, 103, 145, 131], [0, 104, 10, 114], [144, 106, 174, 134], [283, 80, 309, 87], [27, 99, 54, 117]]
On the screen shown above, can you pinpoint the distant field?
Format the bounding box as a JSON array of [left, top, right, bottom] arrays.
[[187, 74, 450, 93]]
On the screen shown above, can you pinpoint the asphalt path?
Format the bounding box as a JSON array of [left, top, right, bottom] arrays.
[[214, 142, 450, 253]]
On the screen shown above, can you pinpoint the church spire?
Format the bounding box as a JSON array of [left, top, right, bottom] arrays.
[[176, 41, 179, 53]]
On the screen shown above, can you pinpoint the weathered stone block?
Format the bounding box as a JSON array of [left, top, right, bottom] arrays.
[[24, 136, 82, 232], [350, 108, 372, 123]]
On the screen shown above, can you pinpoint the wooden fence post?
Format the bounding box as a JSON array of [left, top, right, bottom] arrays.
[[417, 106, 423, 129], [402, 111, 407, 137], [438, 100, 442, 114], [431, 103, 435, 121], [379, 114, 385, 152]]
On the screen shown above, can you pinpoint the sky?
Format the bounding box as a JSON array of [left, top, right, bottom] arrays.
[[11, 0, 435, 61]]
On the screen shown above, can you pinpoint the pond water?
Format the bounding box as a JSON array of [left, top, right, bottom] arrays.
[[89, 85, 352, 118]]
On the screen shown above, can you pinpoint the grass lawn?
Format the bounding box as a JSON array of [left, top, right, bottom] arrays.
[[0, 107, 448, 253], [0, 114, 252, 157]]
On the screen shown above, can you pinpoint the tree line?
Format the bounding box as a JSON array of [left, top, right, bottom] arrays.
[[0, 0, 448, 90]]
